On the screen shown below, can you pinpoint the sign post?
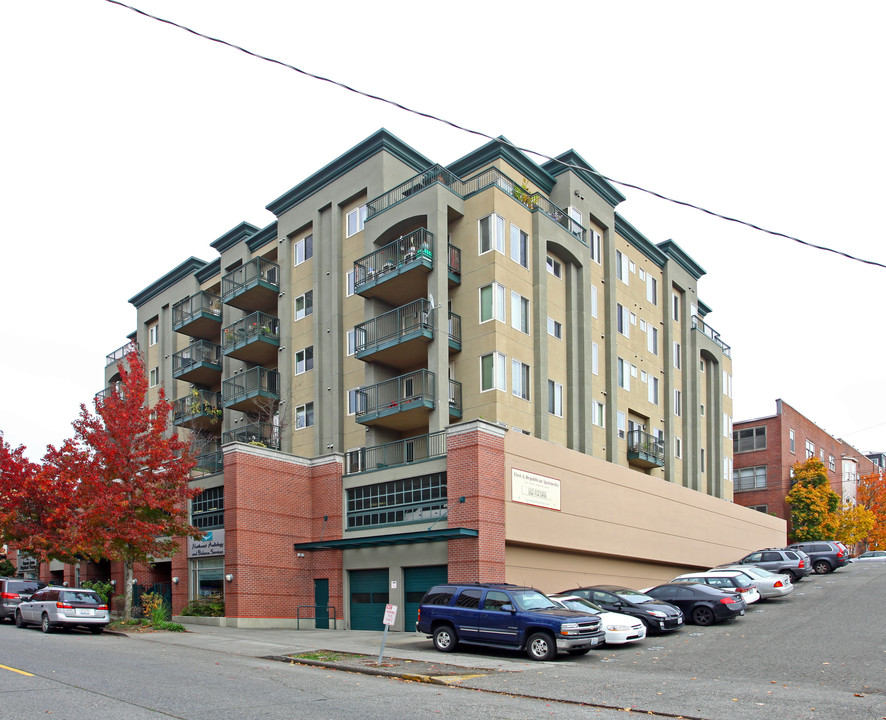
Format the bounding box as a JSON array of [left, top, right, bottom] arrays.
[[378, 603, 397, 664]]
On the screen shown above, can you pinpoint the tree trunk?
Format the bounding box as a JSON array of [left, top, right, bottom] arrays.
[[123, 559, 134, 619]]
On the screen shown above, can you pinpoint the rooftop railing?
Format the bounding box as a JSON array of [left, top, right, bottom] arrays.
[[692, 316, 732, 358], [105, 342, 137, 368], [222, 421, 280, 450]]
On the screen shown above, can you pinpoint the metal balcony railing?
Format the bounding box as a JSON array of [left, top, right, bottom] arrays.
[[222, 312, 280, 351], [365, 165, 461, 219], [172, 340, 221, 376], [355, 299, 433, 355], [221, 367, 280, 407], [221, 257, 280, 302], [173, 389, 223, 424], [692, 316, 732, 358], [356, 369, 435, 419], [105, 342, 137, 368], [627, 429, 666, 467], [345, 430, 447, 474], [222, 421, 280, 450], [354, 228, 433, 290], [448, 379, 463, 417], [172, 291, 222, 330]]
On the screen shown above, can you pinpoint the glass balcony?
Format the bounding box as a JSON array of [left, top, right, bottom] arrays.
[[356, 369, 435, 431], [221, 367, 280, 414], [172, 340, 222, 385], [692, 316, 732, 358], [105, 342, 138, 368], [222, 311, 280, 365], [354, 228, 433, 306], [221, 257, 280, 313], [345, 430, 447, 474], [173, 390, 223, 432], [193, 449, 223, 477], [172, 291, 222, 340], [222, 421, 280, 450], [627, 430, 666, 469]]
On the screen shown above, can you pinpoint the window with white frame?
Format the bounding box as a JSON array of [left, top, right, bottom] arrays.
[[511, 292, 530, 334], [149, 367, 159, 387], [724, 414, 732, 439], [590, 231, 602, 263], [617, 411, 625, 438], [674, 389, 682, 417], [789, 428, 795, 453], [616, 250, 629, 284], [805, 439, 814, 458], [646, 274, 658, 305], [294, 290, 313, 320], [673, 341, 681, 369], [347, 329, 357, 356], [592, 342, 599, 375], [648, 376, 659, 405], [592, 401, 604, 427], [512, 360, 530, 400], [294, 235, 313, 266], [547, 317, 562, 339], [616, 304, 630, 337], [481, 352, 506, 392], [346, 270, 355, 297], [480, 283, 506, 323], [479, 214, 506, 255], [510, 224, 528, 268], [295, 346, 314, 375], [733, 465, 767, 491], [347, 389, 361, 415], [617, 357, 630, 390], [647, 326, 659, 355], [673, 292, 680, 321], [295, 402, 314, 429], [346, 205, 367, 237], [723, 370, 733, 398], [149, 325, 158, 346], [546, 256, 562, 278], [567, 206, 582, 239], [591, 285, 598, 318], [675, 436, 682, 459], [548, 380, 563, 417], [639, 268, 646, 280], [829, 454, 835, 471]]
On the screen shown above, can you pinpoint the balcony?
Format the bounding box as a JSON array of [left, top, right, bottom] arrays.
[[95, 383, 124, 404], [447, 379, 463, 420], [172, 340, 222, 385], [354, 229, 433, 306], [172, 291, 222, 340], [627, 430, 665, 469], [222, 312, 280, 365], [365, 165, 461, 220], [221, 257, 280, 313], [692, 316, 732, 358], [345, 430, 447, 474], [355, 299, 433, 368], [173, 390, 223, 432], [221, 367, 279, 414], [222, 421, 280, 450], [105, 342, 137, 368], [193, 449, 223, 477], [356, 369, 435, 431]]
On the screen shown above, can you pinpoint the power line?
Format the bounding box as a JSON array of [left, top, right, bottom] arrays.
[[103, 0, 886, 271]]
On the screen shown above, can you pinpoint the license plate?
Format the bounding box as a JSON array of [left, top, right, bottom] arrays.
[[590, 637, 601, 645], [76, 608, 94, 616], [739, 609, 745, 615]]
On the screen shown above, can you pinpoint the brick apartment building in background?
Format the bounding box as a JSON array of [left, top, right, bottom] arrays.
[[732, 399, 875, 536], [34, 130, 784, 629]]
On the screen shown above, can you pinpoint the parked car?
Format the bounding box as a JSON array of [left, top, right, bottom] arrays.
[[416, 583, 605, 661], [548, 594, 647, 645], [644, 583, 746, 626], [15, 586, 109, 633], [854, 550, 886, 561], [787, 541, 851, 574], [716, 565, 794, 599], [0, 578, 46, 622], [732, 548, 811, 581], [670, 570, 761, 604], [557, 585, 683, 634]]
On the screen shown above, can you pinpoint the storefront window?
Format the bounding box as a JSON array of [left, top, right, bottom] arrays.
[[191, 557, 224, 598]]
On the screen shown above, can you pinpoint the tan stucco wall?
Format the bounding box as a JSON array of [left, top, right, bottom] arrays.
[[503, 431, 785, 591]]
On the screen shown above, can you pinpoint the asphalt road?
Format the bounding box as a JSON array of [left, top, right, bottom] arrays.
[[0, 561, 883, 719]]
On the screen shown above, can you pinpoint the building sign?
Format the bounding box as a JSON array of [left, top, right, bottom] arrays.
[[511, 469, 561, 510], [187, 529, 225, 558]]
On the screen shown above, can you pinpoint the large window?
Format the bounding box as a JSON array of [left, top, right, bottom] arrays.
[[295, 346, 314, 375], [479, 214, 505, 255], [295, 402, 314, 429], [294, 235, 313, 266], [346, 205, 367, 237], [512, 360, 530, 400], [481, 352, 507, 392], [294, 290, 314, 320], [347, 472, 447, 529], [480, 283, 506, 323], [510, 224, 528, 267], [191, 557, 224, 599], [733, 465, 767, 491], [511, 292, 529, 334], [191, 486, 224, 529], [733, 426, 767, 453]]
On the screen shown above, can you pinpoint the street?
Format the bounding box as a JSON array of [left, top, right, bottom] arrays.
[[0, 562, 883, 719]]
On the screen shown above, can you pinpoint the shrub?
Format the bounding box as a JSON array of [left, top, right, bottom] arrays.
[[82, 580, 114, 606], [180, 593, 224, 617]]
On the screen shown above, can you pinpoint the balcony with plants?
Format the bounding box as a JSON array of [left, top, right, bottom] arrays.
[[221, 367, 279, 414], [172, 291, 222, 340], [172, 340, 222, 385], [173, 389, 223, 432], [221, 312, 280, 365], [222, 421, 280, 450], [355, 369, 436, 431], [353, 228, 436, 306], [627, 429, 666, 469], [221, 257, 280, 313]]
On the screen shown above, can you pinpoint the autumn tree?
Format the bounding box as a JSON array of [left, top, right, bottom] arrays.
[[857, 471, 886, 550], [786, 458, 840, 541]]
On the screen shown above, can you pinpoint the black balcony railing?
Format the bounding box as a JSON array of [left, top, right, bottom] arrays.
[[105, 342, 137, 368], [345, 430, 447, 474], [365, 165, 461, 219], [222, 421, 280, 450], [692, 316, 731, 358], [627, 429, 666, 468], [193, 450, 223, 477], [172, 291, 222, 330], [355, 299, 433, 356], [173, 389, 223, 425]]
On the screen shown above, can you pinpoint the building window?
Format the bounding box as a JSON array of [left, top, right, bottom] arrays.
[[347, 472, 447, 529], [700, 403, 705, 416], [829, 454, 836, 471], [648, 376, 659, 405], [481, 352, 506, 392], [617, 411, 626, 439], [675, 437, 682, 459], [511, 293, 530, 334], [591, 285, 598, 318], [546, 255, 562, 278], [149, 367, 159, 387], [616, 250, 629, 284], [347, 388, 363, 415], [723, 371, 733, 398], [548, 380, 563, 417], [647, 326, 659, 355], [646, 275, 658, 305], [617, 358, 630, 390], [148, 325, 158, 346], [590, 231, 602, 264], [700, 447, 705, 469], [733, 465, 767, 491], [480, 283, 506, 323], [805, 439, 815, 459], [294, 290, 313, 320], [747, 504, 769, 513], [547, 317, 562, 339], [347, 329, 357, 356], [510, 224, 528, 268], [789, 428, 795, 454], [479, 214, 505, 255], [674, 389, 682, 417], [295, 346, 314, 375], [191, 486, 224, 530], [673, 342, 681, 369], [512, 360, 530, 400], [673, 293, 680, 321], [724, 414, 732, 439], [346, 205, 367, 237], [592, 342, 599, 375], [567, 206, 583, 239], [191, 557, 224, 599], [733, 426, 767, 453], [294, 235, 313, 266], [617, 304, 630, 337], [592, 401, 604, 427], [346, 270, 355, 297], [295, 402, 314, 429]]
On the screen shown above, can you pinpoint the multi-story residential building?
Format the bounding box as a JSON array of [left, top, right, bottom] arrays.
[[55, 130, 782, 629], [732, 399, 875, 533]]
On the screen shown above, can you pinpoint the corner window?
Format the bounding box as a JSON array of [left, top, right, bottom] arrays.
[[479, 214, 505, 255], [346, 205, 367, 237], [480, 283, 506, 323], [481, 352, 506, 392], [294, 235, 313, 266]]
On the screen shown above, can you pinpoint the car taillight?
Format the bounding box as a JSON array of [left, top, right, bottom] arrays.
[[56, 602, 74, 609], [98, 604, 108, 611], [798, 560, 805, 568], [417, 608, 420, 622], [720, 597, 738, 604], [837, 549, 844, 558], [0, 592, 19, 600], [774, 581, 784, 588]]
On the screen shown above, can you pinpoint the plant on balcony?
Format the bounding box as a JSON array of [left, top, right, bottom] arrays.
[[260, 325, 273, 337], [224, 329, 235, 343], [512, 178, 537, 209]]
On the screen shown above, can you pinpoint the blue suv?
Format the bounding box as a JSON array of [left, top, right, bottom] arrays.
[[416, 583, 605, 661]]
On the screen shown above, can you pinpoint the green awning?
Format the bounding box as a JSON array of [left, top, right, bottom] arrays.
[[293, 527, 477, 551]]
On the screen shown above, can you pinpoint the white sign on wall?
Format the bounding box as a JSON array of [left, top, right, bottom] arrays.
[[187, 529, 225, 558], [511, 469, 561, 510]]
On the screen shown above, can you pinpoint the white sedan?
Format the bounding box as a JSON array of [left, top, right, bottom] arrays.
[[717, 565, 794, 599], [854, 550, 886, 561], [549, 595, 646, 645], [670, 570, 762, 604]]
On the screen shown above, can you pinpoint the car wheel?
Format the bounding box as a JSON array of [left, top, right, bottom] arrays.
[[786, 570, 800, 582], [41, 613, 53, 634], [89, 626, 104, 635], [691, 606, 715, 626], [813, 560, 831, 575], [432, 625, 458, 653], [526, 631, 557, 661], [14, 611, 26, 629]]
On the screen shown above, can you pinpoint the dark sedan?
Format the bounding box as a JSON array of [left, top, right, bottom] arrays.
[[644, 583, 746, 626], [557, 585, 684, 634]]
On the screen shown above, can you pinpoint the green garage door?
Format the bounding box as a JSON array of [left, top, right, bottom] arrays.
[[349, 569, 389, 630], [404, 565, 448, 630]]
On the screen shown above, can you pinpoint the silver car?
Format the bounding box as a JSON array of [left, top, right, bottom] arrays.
[[717, 565, 795, 599], [15, 586, 109, 633]]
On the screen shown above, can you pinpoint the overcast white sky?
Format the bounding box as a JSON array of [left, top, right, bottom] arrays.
[[2, 0, 885, 460]]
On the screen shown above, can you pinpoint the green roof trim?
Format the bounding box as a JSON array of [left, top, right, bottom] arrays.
[[246, 221, 278, 252], [195, 258, 220, 284], [658, 239, 707, 280], [266, 129, 432, 217], [210, 221, 261, 253], [447, 136, 555, 194], [293, 527, 478, 550], [697, 299, 712, 317], [615, 214, 667, 267], [128, 257, 209, 308], [543, 150, 626, 208]]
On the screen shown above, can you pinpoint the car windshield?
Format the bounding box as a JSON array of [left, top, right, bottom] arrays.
[[556, 597, 603, 614], [509, 589, 558, 611], [614, 588, 655, 603]]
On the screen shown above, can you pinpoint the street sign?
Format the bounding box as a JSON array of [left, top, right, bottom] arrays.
[[383, 603, 397, 626]]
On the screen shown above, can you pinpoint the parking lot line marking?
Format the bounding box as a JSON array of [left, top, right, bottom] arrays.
[[0, 664, 34, 677]]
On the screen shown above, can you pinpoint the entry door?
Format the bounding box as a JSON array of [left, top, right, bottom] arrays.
[[314, 578, 329, 629], [349, 569, 389, 630]]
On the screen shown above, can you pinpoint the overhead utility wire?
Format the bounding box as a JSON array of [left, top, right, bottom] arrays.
[[104, 0, 886, 271]]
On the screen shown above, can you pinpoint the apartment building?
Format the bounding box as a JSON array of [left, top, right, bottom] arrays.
[[83, 130, 783, 629], [732, 399, 875, 534]]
